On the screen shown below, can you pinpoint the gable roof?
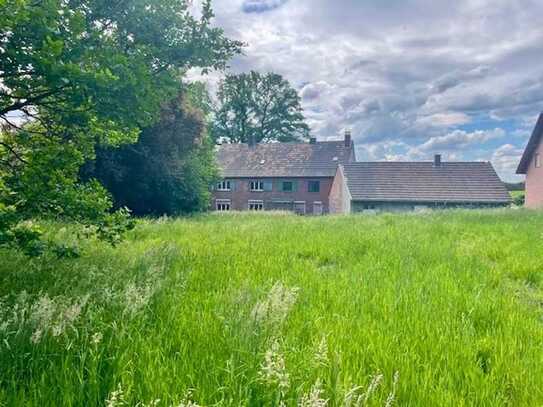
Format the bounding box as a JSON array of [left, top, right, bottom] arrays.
[[517, 113, 543, 174], [216, 141, 355, 178], [343, 161, 511, 204]]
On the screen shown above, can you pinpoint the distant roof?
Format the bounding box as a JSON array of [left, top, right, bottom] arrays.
[[343, 162, 511, 204], [216, 141, 354, 178], [517, 113, 543, 174]]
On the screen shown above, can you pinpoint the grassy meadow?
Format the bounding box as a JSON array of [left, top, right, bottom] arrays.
[[1, 210, 543, 406]]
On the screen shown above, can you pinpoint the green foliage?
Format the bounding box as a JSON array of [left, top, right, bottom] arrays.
[[0, 0, 241, 252], [85, 92, 217, 216], [511, 191, 525, 206], [1, 210, 543, 405], [212, 71, 310, 143]]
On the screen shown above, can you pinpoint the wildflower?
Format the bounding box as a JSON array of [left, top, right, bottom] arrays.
[[313, 336, 329, 367], [259, 340, 290, 392], [91, 332, 103, 345], [252, 282, 300, 326], [176, 390, 201, 407], [299, 379, 328, 407], [106, 383, 126, 407]]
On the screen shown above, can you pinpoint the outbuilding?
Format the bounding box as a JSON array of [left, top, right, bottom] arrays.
[[340, 155, 511, 213]]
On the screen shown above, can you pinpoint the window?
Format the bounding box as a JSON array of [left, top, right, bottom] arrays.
[[216, 180, 231, 191], [250, 180, 264, 191], [308, 181, 320, 193], [536, 153, 541, 168], [281, 181, 294, 192], [216, 199, 231, 211], [248, 200, 264, 211]]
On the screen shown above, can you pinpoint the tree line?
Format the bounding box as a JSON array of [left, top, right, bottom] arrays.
[[0, 0, 310, 254]]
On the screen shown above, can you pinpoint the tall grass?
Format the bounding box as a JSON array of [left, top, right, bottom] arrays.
[[1, 210, 543, 406]]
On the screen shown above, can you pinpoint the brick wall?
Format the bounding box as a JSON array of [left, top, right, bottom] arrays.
[[526, 139, 543, 208], [212, 177, 334, 214]]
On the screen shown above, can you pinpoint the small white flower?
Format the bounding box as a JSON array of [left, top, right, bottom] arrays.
[[105, 383, 125, 407], [176, 390, 201, 407], [91, 332, 103, 345]]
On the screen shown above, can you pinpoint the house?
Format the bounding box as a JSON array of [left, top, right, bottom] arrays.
[[212, 132, 355, 214], [516, 113, 543, 208], [339, 155, 511, 213], [213, 134, 510, 214]]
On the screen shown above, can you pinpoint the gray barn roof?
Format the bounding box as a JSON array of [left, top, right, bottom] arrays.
[[216, 141, 354, 178], [343, 162, 511, 204], [517, 113, 543, 174]]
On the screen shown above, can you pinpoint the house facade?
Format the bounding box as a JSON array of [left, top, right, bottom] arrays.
[[212, 133, 355, 215], [517, 113, 543, 208]]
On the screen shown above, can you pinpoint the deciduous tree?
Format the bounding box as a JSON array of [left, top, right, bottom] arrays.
[[0, 0, 241, 254], [212, 71, 310, 144]]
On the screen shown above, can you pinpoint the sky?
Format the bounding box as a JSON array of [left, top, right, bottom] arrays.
[[192, 0, 543, 182]]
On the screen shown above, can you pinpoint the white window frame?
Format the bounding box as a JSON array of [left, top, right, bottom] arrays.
[[216, 199, 231, 211], [248, 200, 264, 211], [216, 180, 231, 191], [250, 180, 264, 192], [536, 153, 541, 168]]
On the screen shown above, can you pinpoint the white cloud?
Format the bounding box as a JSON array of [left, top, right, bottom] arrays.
[[417, 128, 506, 153], [202, 0, 543, 179], [491, 144, 525, 182]]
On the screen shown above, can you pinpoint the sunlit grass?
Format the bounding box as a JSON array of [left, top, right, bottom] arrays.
[[1, 209, 543, 406]]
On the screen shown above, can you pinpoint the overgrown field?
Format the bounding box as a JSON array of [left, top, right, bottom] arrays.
[[1, 210, 543, 406]]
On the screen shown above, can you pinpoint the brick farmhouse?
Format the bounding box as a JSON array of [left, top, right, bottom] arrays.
[[212, 132, 510, 214], [213, 133, 355, 215], [517, 113, 543, 208]]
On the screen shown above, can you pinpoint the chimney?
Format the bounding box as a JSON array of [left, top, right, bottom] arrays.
[[309, 137, 317, 144], [344, 130, 352, 147], [434, 154, 442, 167]]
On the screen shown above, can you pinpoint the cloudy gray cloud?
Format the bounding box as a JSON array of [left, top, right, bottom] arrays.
[[197, 0, 543, 181], [241, 0, 288, 13]]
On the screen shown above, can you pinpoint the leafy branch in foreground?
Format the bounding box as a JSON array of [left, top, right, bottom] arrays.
[[0, 0, 242, 254]]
